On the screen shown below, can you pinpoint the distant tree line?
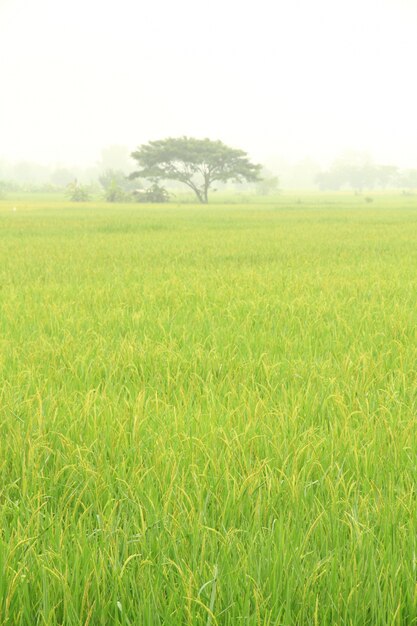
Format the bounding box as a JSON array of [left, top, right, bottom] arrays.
[[2, 144, 417, 201], [316, 156, 417, 192]]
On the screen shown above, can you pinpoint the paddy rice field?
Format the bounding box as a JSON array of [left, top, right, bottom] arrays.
[[0, 194, 416, 625]]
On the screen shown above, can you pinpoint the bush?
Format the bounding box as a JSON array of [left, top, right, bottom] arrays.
[[133, 183, 170, 203], [104, 180, 127, 203], [66, 181, 91, 202]]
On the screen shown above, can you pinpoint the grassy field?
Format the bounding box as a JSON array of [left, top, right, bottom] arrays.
[[0, 195, 417, 625]]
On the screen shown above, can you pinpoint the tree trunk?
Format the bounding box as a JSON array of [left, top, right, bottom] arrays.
[[194, 189, 204, 203], [184, 180, 208, 203], [203, 174, 210, 203]]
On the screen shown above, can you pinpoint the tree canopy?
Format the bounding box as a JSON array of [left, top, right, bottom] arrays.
[[129, 137, 261, 203]]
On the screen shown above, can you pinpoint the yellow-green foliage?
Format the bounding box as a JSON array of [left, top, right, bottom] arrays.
[[0, 196, 416, 625]]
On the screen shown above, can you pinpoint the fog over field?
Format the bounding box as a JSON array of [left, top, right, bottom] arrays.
[[0, 0, 416, 170]]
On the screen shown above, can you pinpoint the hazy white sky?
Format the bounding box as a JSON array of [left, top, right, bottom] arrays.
[[1, 0, 416, 167]]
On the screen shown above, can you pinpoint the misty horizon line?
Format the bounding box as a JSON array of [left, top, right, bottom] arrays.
[[2, 143, 417, 193]]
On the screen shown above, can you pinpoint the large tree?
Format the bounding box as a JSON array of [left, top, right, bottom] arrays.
[[129, 137, 261, 203]]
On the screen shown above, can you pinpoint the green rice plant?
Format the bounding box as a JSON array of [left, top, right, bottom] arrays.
[[0, 195, 416, 624]]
